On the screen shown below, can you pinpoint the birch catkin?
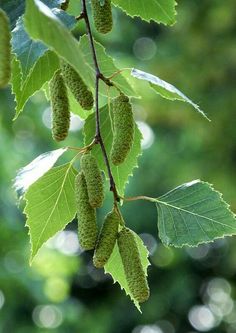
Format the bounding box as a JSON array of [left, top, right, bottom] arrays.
[[91, 0, 113, 34], [75, 172, 98, 250], [0, 9, 11, 88], [93, 209, 120, 268], [81, 153, 104, 208], [61, 61, 94, 110], [49, 70, 70, 141], [118, 228, 150, 303], [111, 95, 134, 165]]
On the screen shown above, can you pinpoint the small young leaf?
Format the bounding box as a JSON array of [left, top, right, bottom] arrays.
[[24, 163, 77, 262], [111, 0, 177, 26], [131, 68, 210, 121], [14, 148, 68, 197], [84, 105, 142, 196], [155, 180, 236, 247], [105, 232, 150, 311]]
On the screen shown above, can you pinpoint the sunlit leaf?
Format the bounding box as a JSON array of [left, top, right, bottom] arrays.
[[14, 148, 67, 197], [24, 163, 77, 262], [131, 68, 210, 121], [105, 232, 150, 311]]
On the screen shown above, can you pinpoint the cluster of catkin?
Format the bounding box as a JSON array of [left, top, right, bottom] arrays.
[[75, 153, 150, 303], [49, 0, 150, 303]]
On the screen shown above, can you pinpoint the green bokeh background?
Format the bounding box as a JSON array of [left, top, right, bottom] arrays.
[[0, 1, 236, 332]]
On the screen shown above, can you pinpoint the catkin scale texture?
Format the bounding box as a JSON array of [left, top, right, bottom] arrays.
[[93, 209, 120, 268], [91, 0, 113, 34], [75, 172, 98, 250], [49, 70, 70, 141], [61, 61, 94, 110], [118, 228, 150, 303], [0, 9, 11, 88], [111, 95, 134, 165], [81, 154, 104, 208]]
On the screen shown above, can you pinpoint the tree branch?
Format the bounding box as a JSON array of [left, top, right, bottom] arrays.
[[81, 0, 119, 202]]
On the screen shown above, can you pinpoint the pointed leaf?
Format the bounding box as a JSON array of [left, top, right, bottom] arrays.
[[156, 180, 236, 247], [14, 148, 68, 197], [24, 163, 77, 261], [11, 52, 60, 119], [105, 232, 150, 310], [112, 0, 177, 26], [131, 68, 210, 121], [83, 105, 142, 196]]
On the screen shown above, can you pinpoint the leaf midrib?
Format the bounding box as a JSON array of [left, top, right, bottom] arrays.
[[156, 199, 235, 230]]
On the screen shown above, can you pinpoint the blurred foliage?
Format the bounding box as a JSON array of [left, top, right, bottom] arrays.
[[0, 0, 236, 332]]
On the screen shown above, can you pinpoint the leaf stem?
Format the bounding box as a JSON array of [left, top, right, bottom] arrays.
[[81, 0, 119, 202], [122, 196, 157, 203]]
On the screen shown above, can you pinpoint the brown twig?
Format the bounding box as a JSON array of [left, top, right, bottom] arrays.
[[81, 0, 119, 202]]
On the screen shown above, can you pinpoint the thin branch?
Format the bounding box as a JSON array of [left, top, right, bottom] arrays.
[[81, 0, 119, 202]]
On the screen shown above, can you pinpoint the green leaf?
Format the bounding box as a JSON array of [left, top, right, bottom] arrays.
[[0, 0, 25, 29], [83, 105, 142, 196], [14, 148, 68, 198], [155, 180, 236, 247], [12, 5, 75, 79], [24, 163, 77, 262], [111, 0, 177, 26], [24, 0, 90, 87], [105, 232, 150, 310], [12, 17, 47, 79], [11, 52, 60, 119], [131, 68, 210, 121]]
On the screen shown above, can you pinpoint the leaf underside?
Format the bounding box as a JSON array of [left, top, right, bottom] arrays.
[[131, 68, 210, 120]]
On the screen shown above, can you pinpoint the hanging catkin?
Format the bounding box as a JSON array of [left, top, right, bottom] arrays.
[[61, 61, 94, 110], [80, 153, 104, 208], [49, 70, 70, 141], [75, 172, 98, 250], [0, 9, 11, 88], [93, 209, 120, 268], [91, 0, 113, 34], [111, 95, 134, 165], [118, 227, 150, 303]]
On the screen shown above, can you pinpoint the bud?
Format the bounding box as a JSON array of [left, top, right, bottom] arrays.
[[91, 0, 113, 34], [61, 61, 94, 110], [81, 153, 104, 208], [93, 209, 120, 268], [0, 9, 11, 88], [118, 228, 150, 303], [75, 172, 98, 250], [49, 70, 70, 141], [111, 95, 134, 165]]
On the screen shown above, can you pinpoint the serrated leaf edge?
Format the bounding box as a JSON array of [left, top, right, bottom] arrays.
[[155, 179, 236, 248], [111, 0, 177, 26], [24, 162, 77, 263]]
